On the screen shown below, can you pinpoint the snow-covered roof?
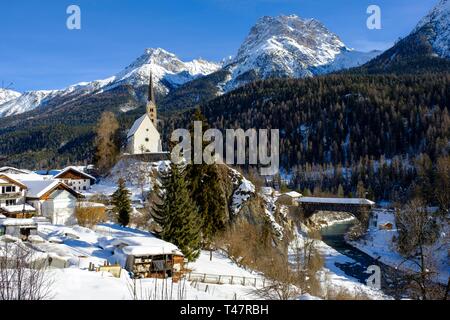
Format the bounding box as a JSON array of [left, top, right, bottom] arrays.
[[53, 166, 96, 181], [283, 191, 302, 198], [0, 204, 36, 213], [21, 180, 60, 198], [0, 174, 27, 188], [0, 218, 38, 227], [113, 236, 181, 256], [298, 197, 375, 205], [260, 187, 274, 195], [127, 114, 148, 138], [7, 173, 50, 182], [0, 167, 32, 175], [21, 180, 82, 199]]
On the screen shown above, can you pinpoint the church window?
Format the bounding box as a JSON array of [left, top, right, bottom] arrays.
[[145, 138, 149, 142]]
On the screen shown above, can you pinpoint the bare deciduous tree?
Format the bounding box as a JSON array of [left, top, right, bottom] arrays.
[[395, 198, 445, 300], [94, 111, 120, 175], [0, 242, 54, 300]]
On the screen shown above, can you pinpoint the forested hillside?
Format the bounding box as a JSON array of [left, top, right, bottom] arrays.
[[2, 72, 449, 205], [166, 73, 450, 203]]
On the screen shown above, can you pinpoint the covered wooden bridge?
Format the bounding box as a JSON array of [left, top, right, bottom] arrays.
[[297, 197, 376, 223]]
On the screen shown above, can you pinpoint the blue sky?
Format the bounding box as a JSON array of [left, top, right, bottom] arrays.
[[0, 0, 438, 92]]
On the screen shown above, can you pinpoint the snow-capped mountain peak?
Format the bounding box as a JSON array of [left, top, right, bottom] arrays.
[[0, 48, 221, 118], [414, 0, 450, 58], [233, 14, 346, 69], [111, 48, 221, 93], [0, 88, 21, 106], [224, 14, 378, 90]]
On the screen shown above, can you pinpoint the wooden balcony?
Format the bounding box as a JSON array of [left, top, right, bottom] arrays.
[[0, 192, 22, 200]]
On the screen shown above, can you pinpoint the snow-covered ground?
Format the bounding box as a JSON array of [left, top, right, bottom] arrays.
[[1, 222, 262, 300], [50, 251, 260, 300], [290, 227, 390, 300], [347, 209, 449, 285]]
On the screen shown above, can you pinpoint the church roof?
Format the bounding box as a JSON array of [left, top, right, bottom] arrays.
[[127, 114, 158, 139]]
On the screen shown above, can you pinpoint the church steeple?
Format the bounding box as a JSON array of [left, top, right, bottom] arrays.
[[146, 71, 157, 126]]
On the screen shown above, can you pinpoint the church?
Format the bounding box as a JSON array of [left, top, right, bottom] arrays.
[[127, 73, 162, 154]]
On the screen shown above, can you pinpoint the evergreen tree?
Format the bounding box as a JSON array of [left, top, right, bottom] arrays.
[[152, 161, 202, 261], [186, 109, 227, 245], [112, 178, 132, 226]]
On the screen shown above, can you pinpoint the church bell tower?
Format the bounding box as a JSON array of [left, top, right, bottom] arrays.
[[146, 72, 157, 126]]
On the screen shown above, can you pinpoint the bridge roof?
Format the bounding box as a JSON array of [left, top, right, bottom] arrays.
[[298, 197, 375, 206]]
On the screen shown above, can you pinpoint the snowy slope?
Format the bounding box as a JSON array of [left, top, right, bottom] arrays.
[[0, 88, 21, 105], [0, 90, 58, 117], [223, 15, 379, 90], [414, 0, 450, 59], [0, 48, 220, 118], [106, 48, 221, 94]]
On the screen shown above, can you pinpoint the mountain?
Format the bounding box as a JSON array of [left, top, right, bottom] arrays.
[[159, 14, 381, 111], [222, 15, 380, 90], [414, 0, 450, 59], [353, 0, 450, 74], [0, 89, 21, 106], [0, 48, 221, 118], [105, 48, 221, 94]]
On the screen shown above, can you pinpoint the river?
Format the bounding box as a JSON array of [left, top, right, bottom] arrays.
[[320, 220, 408, 298]]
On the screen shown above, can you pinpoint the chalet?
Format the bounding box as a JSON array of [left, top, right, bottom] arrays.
[[23, 179, 84, 225], [112, 236, 186, 280], [52, 167, 96, 192], [0, 174, 31, 216]]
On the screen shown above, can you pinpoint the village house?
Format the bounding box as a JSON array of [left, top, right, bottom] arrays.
[[0, 217, 39, 241], [111, 236, 186, 280], [276, 191, 303, 206], [0, 174, 34, 218], [52, 167, 96, 192], [23, 179, 84, 225]]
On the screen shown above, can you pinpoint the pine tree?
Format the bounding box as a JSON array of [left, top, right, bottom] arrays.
[[112, 178, 132, 226], [152, 161, 202, 261], [186, 109, 227, 245]]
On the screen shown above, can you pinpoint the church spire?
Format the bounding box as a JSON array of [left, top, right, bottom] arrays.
[[146, 71, 157, 126], [148, 71, 155, 104]]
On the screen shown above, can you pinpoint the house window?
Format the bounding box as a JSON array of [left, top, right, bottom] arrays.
[[145, 138, 149, 142], [5, 199, 16, 206], [0, 226, 5, 236], [83, 186, 86, 191], [1, 186, 16, 193]]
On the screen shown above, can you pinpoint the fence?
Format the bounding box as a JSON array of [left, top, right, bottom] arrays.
[[186, 272, 266, 288]]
